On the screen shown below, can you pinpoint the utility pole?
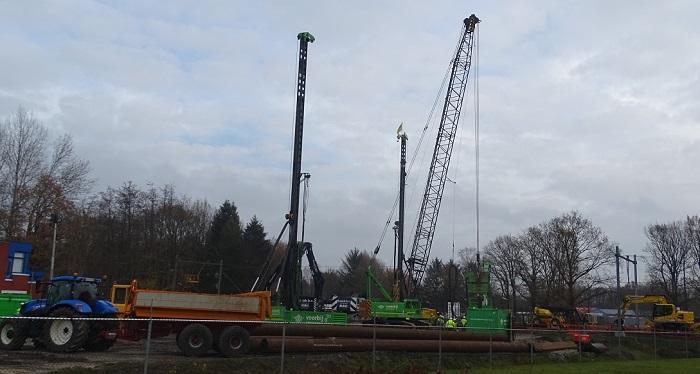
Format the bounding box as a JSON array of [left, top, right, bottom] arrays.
[[49, 213, 62, 280], [615, 246, 639, 330], [281, 32, 315, 310], [616, 246, 621, 331]]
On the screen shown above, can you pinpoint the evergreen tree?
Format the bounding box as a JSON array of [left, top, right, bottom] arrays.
[[420, 258, 445, 311], [241, 215, 271, 288], [204, 200, 243, 293]]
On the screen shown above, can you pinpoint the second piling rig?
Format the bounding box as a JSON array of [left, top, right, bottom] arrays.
[[405, 14, 480, 296], [249, 32, 338, 321]]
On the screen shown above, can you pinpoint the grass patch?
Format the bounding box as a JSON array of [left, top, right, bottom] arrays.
[[469, 358, 700, 373], [48, 349, 700, 374]]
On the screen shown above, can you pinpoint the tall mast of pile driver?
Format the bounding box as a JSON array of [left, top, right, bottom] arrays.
[[281, 32, 315, 310], [395, 130, 408, 301]]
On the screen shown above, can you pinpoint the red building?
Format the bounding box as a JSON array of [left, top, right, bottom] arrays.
[[1, 241, 33, 294]]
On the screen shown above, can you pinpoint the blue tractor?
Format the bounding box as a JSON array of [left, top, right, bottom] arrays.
[[0, 275, 118, 352]]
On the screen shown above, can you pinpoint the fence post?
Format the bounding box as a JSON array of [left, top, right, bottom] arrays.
[[653, 326, 657, 360], [143, 301, 154, 374], [529, 327, 534, 364], [280, 322, 286, 374], [617, 331, 621, 358], [489, 328, 493, 368], [685, 328, 689, 359], [437, 325, 442, 373], [372, 317, 376, 373], [578, 328, 582, 361]]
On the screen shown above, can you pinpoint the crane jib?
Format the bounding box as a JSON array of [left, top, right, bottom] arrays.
[[405, 14, 480, 296]]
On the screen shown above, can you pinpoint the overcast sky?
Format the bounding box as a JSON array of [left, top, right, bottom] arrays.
[[1, 1, 698, 273]]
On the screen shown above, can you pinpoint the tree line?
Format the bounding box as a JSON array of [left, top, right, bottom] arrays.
[[0, 108, 272, 293], [482, 212, 700, 314], [3, 107, 700, 313]]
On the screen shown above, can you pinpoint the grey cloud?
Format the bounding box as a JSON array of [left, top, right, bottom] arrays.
[[0, 1, 698, 271]]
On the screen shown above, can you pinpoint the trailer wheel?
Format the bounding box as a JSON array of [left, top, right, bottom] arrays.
[[177, 324, 212, 357], [42, 308, 89, 353], [0, 319, 29, 350], [216, 326, 250, 357]]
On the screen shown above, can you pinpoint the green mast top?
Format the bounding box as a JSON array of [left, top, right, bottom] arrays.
[[297, 32, 315, 43]]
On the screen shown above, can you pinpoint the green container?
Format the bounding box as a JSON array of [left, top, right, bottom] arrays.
[[269, 306, 347, 325], [465, 307, 511, 340], [0, 293, 30, 319]]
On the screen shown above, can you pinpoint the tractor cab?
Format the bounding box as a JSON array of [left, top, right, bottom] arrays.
[[20, 275, 114, 316], [44, 276, 102, 306]]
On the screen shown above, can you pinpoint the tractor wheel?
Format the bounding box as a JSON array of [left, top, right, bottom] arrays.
[[42, 308, 89, 353], [176, 324, 212, 357], [0, 318, 29, 350], [216, 326, 250, 358]]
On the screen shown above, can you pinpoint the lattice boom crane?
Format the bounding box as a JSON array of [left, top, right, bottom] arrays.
[[405, 14, 479, 296]]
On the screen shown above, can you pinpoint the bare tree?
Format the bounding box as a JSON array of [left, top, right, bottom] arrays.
[[457, 246, 479, 273], [645, 221, 692, 305], [484, 235, 520, 312], [25, 134, 91, 235], [516, 225, 558, 309], [0, 108, 47, 239], [686, 216, 700, 278], [542, 211, 614, 309]]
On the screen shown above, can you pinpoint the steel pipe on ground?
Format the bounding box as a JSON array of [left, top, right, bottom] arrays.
[[250, 324, 509, 342], [251, 336, 528, 353]]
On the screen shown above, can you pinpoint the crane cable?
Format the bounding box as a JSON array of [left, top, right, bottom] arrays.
[[474, 24, 481, 263], [374, 32, 464, 256]]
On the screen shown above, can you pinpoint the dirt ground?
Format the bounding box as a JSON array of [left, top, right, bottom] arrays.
[[0, 335, 530, 374], [4, 331, 699, 374], [2, 335, 184, 373]]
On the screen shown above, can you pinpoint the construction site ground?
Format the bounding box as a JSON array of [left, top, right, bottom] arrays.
[[2, 332, 700, 374]]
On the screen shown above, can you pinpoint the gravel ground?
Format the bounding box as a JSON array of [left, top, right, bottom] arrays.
[[1, 335, 185, 374]]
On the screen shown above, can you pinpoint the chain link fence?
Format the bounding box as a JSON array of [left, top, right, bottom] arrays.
[[2, 315, 700, 373]]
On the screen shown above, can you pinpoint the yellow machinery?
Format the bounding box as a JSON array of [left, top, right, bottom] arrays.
[[533, 307, 566, 328], [620, 295, 699, 331]]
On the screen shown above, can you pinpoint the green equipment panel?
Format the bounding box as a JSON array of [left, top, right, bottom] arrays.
[[0, 293, 30, 318], [369, 299, 422, 319], [269, 305, 347, 325]]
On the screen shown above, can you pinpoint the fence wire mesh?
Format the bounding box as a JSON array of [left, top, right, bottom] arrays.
[[1, 316, 700, 373]]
